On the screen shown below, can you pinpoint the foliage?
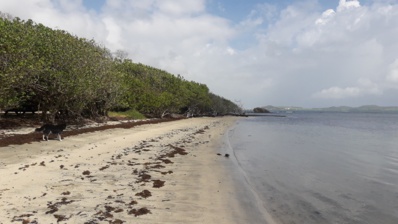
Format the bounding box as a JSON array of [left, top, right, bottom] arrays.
[[108, 109, 146, 120], [0, 14, 241, 121]]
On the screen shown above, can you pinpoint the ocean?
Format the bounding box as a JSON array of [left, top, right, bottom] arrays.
[[227, 112, 398, 224]]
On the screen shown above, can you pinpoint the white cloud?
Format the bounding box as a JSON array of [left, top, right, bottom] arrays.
[[313, 79, 382, 99], [260, 2, 320, 47], [102, 17, 123, 49], [337, 0, 361, 12], [226, 47, 236, 55], [387, 59, 398, 83], [314, 86, 362, 99], [155, 0, 205, 15], [58, 0, 85, 12], [315, 9, 335, 25]]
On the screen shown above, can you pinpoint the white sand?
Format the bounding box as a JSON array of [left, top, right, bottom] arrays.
[[0, 116, 258, 224]]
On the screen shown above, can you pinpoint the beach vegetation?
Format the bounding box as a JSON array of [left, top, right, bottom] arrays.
[[0, 13, 241, 122], [108, 109, 146, 120]]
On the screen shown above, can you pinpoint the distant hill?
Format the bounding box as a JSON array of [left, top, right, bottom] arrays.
[[261, 105, 398, 113]]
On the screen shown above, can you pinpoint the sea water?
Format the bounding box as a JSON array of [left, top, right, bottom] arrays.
[[227, 112, 398, 224]]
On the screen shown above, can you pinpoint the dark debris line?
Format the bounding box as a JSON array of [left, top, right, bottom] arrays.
[[0, 118, 181, 147]]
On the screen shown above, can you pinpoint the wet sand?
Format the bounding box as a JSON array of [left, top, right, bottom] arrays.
[[0, 117, 260, 224]]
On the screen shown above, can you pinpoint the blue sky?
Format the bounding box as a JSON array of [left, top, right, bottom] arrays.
[[83, 0, 106, 11], [80, 0, 338, 24], [81, 0, 364, 22], [1, 0, 398, 108]]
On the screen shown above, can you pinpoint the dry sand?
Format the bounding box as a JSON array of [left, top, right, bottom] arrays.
[[0, 116, 255, 224]]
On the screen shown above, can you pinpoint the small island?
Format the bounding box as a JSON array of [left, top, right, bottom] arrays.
[[253, 107, 270, 113]]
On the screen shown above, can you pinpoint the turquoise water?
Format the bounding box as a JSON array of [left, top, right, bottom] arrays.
[[228, 112, 398, 224]]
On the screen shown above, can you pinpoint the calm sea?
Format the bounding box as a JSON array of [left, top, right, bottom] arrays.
[[227, 112, 398, 224]]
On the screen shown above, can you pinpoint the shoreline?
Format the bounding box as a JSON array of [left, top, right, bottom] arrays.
[[223, 122, 277, 224], [0, 116, 262, 223]]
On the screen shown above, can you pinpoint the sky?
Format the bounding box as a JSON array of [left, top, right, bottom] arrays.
[[1, 0, 398, 109]]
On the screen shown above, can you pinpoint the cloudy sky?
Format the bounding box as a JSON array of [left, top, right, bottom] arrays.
[[1, 0, 397, 108]]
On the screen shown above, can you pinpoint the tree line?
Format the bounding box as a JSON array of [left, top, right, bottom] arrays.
[[0, 13, 242, 122]]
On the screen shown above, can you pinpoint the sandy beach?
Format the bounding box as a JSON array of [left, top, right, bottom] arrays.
[[0, 116, 255, 224]]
